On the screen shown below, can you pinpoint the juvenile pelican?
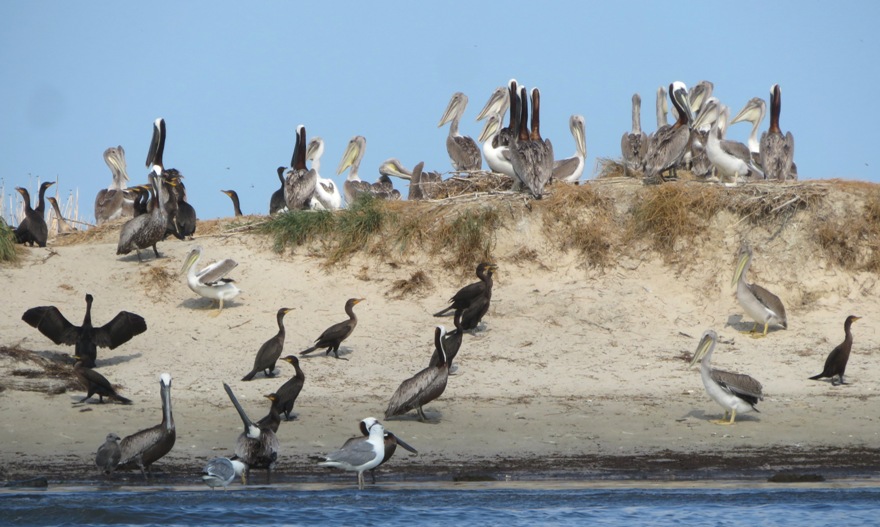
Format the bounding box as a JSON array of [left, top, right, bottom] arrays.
[[318, 418, 386, 489], [732, 245, 787, 337], [688, 80, 714, 119], [730, 97, 766, 167], [475, 85, 510, 122], [438, 92, 482, 171], [284, 125, 318, 210], [644, 82, 692, 183], [760, 84, 796, 181], [553, 114, 586, 183], [385, 326, 450, 422], [95, 433, 122, 475], [690, 330, 763, 425], [654, 85, 669, 130], [379, 159, 442, 200], [477, 112, 516, 179], [621, 94, 649, 178], [337, 136, 399, 204], [180, 246, 240, 316], [119, 373, 176, 477], [224, 383, 280, 484], [810, 315, 861, 385], [306, 137, 342, 210], [202, 457, 247, 489], [705, 107, 754, 185], [95, 146, 135, 225]]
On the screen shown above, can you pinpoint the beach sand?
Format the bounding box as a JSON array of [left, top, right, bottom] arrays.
[[1, 180, 879, 484]]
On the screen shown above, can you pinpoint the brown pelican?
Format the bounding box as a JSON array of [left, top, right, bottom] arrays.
[[760, 84, 796, 181], [510, 86, 554, 199], [690, 330, 763, 425], [180, 246, 240, 316], [810, 315, 861, 385], [475, 85, 510, 122], [621, 94, 649, 177], [318, 418, 386, 489], [163, 170, 196, 239], [223, 383, 279, 484], [22, 293, 147, 368], [242, 308, 294, 381], [688, 80, 714, 119], [379, 159, 442, 200], [552, 115, 586, 184], [344, 417, 418, 484], [47, 196, 77, 234], [306, 137, 343, 210], [221, 189, 243, 216], [73, 357, 132, 404], [732, 245, 787, 337], [643, 82, 693, 183], [117, 118, 175, 260], [300, 298, 363, 360], [13, 186, 50, 247], [95, 146, 135, 225], [431, 310, 464, 370], [438, 92, 482, 171], [385, 326, 450, 422], [119, 373, 176, 477], [95, 433, 122, 475], [337, 136, 399, 204], [434, 262, 497, 316], [285, 125, 318, 210], [202, 457, 247, 489], [655, 85, 669, 130], [270, 166, 287, 214], [730, 97, 766, 168], [267, 355, 305, 420]]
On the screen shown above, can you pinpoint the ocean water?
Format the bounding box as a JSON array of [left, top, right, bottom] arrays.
[[2, 482, 879, 526]]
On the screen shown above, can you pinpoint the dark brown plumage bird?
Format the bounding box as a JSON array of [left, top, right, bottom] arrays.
[[268, 355, 305, 421], [430, 310, 464, 369], [385, 326, 450, 422], [300, 298, 363, 360], [242, 308, 294, 381], [13, 184, 52, 247], [434, 263, 497, 317], [73, 358, 132, 404], [221, 189, 243, 216], [810, 315, 861, 385], [118, 373, 175, 478], [270, 166, 287, 214], [224, 383, 279, 484], [456, 265, 496, 331], [22, 293, 147, 368]]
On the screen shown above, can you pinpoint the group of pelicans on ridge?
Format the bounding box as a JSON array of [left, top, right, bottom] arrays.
[[9, 78, 795, 253], [19, 246, 498, 487]]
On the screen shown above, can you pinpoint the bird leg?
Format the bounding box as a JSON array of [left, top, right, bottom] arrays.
[[152, 244, 160, 258], [711, 409, 737, 425], [417, 406, 428, 422], [357, 471, 365, 490], [210, 298, 224, 318]]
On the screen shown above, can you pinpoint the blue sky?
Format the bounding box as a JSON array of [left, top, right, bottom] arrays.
[[1, 1, 878, 223]]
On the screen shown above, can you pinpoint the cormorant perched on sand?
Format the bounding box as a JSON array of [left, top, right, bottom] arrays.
[[434, 263, 497, 317], [810, 315, 861, 385], [385, 326, 450, 422], [221, 189, 243, 216], [22, 293, 147, 368], [263, 355, 305, 421], [95, 433, 122, 475], [118, 373, 175, 478], [242, 308, 294, 381], [13, 184, 53, 247], [223, 383, 279, 484], [270, 166, 287, 214], [73, 357, 132, 404], [300, 298, 363, 360]]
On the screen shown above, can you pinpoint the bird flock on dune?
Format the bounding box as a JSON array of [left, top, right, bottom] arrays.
[[10, 78, 853, 489]]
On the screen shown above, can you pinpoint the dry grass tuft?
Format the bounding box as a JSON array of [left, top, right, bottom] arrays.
[[140, 265, 177, 301], [629, 183, 723, 255], [0, 345, 78, 392], [0, 218, 18, 263], [595, 158, 628, 179], [812, 187, 880, 272], [387, 270, 433, 299], [429, 171, 515, 198], [722, 183, 825, 224], [539, 184, 618, 267]]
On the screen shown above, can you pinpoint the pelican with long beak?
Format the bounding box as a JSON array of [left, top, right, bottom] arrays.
[[732, 245, 787, 337], [552, 114, 586, 183], [621, 93, 648, 178], [760, 84, 796, 181], [306, 137, 342, 210], [438, 92, 482, 171], [180, 246, 240, 316], [690, 330, 763, 425], [729, 97, 766, 168], [118, 373, 176, 477]]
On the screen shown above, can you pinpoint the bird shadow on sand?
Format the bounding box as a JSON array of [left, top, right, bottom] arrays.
[[177, 298, 242, 311], [298, 346, 355, 360], [684, 408, 760, 424], [116, 252, 166, 263], [98, 353, 143, 367], [385, 408, 444, 424]]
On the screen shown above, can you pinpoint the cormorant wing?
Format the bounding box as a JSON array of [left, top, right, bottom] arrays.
[[21, 306, 79, 345], [95, 311, 148, 349], [197, 258, 238, 284]]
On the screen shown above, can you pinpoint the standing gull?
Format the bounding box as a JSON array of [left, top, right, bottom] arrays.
[[318, 418, 386, 489], [95, 433, 122, 475]]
